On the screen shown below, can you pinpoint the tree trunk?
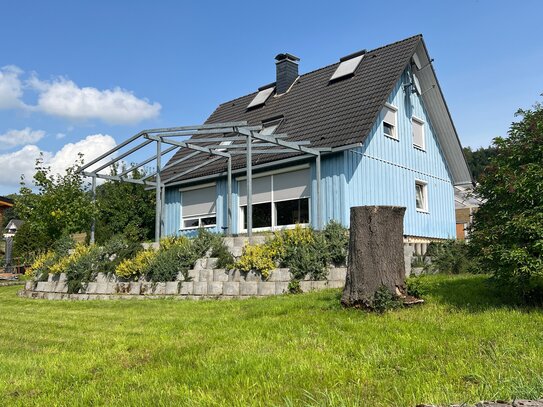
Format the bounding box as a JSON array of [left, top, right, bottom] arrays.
[[341, 206, 406, 309]]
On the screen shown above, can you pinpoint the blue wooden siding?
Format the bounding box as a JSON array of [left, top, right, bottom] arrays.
[[164, 68, 455, 238], [340, 68, 455, 238]]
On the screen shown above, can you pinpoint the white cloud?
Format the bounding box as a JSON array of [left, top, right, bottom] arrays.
[[0, 65, 25, 109], [0, 127, 46, 150], [0, 134, 117, 187], [55, 132, 66, 139], [30, 76, 161, 124]]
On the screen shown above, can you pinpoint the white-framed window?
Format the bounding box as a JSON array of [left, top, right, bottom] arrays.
[[382, 104, 397, 139], [415, 180, 428, 212], [180, 184, 217, 229], [412, 117, 425, 150], [238, 167, 310, 231]]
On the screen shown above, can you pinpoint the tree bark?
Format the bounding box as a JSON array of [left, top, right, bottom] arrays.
[[341, 206, 406, 309]]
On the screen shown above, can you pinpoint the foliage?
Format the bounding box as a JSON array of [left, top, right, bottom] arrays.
[[283, 232, 329, 280], [411, 255, 427, 268], [210, 240, 234, 269], [0, 194, 17, 229], [234, 244, 276, 279], [100, 236, 143, 275], [146, 236, 200, 282], [115, 250, 156, 280], [12, 222, 50, 260], [322, 220, 349, 266], [287, 279, 302, 294], [469, 102, 543, 302], [462, 145, 498, 181], [15, 154, 96, 253], [26, 251, 56, 281], [94, 165, 155, 244], [424, 240, 475, 274], [372, 285, 401, 313], [63, 245, 105, 294], [406, 275, 429, 298]]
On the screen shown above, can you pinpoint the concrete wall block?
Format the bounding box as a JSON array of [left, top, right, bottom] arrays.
[[230, 247, 243, 257], [275, 281, 289, 295], [54, 282, 68, 293], [327, 267, 347, 281], [233, 237, 247, 247], [193, 258, 206, 271], [213, 269, 229, 282], [327, 280, 345, 289], [47, 273, 55, 282], [187, 269, 200, 282], [312, 281, 328, 291], [258, 282, 275, 296], [199, 269, 214, 282], [207, 282, 223, 296], [179, 281, 193, 295], [239, 281, 258, 296], [227, 269, 241, 282], [25, 281, 33, 291], [86, 282, 98, 294], [140, 282, 154, 295], [115, 282, 131, 294], [193, 281, 208, 295], [249, 236, 266, 246], [35, 282, 51, 292], [95, 273, 109, 284], [268, 268, 292, 282], [129, 282, 141, 295], [242, 270, 263, 282], [223, 237, 235, 248], [223, 282, 240, 296], [206, 258, 219, 269], [165, 281, 179, 295], [300, 281, 312, 292], [153, 282, 166, 295]]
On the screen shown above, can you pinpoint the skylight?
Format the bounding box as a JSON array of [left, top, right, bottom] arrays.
[[330, 54, 364, 81], [247, 86, 275, 109]]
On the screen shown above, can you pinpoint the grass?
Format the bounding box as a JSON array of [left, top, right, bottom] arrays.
[[0, 274, 542, 406]]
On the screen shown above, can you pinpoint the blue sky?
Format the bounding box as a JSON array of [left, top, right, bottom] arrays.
[[0, 0, 542, 195]]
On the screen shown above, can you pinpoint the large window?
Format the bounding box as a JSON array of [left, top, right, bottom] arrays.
[[181, 184, 217, 229], [382, 104, 397, 139], [238, 167, 310, 230]]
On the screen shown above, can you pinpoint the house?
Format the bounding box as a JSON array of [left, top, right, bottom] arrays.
[[0, 196, 13, 231], [454, 186, 482, 240], [161, 35, 472, 242]]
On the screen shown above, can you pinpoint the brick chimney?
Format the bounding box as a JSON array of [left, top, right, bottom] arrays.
[[275, 53, 300, 94]]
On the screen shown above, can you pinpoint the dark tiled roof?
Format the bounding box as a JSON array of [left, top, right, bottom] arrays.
[[161, 35, 422, 183], [0, 196, 13, 206]]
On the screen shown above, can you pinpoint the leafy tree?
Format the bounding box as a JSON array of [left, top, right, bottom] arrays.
[[94, 165, 155, 243], [469, 101, 543, 302], [14, 154, 96, 254], [463, 146, 498, 181]]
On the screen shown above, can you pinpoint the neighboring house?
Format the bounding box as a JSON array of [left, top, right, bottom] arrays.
[[455, 185, 482, 240], [3, 219, 23, 238], [161, 35, 472, 242], [0, 196, 13, 231]]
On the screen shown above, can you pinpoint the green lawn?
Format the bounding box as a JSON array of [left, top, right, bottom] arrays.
[[0, 274, 542, 406]]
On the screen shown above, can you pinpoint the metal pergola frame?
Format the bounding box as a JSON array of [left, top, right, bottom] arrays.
[[77, 121, 329, 243]]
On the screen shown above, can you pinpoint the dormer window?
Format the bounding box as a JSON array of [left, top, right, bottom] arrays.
[[382, 104, 397, 139]]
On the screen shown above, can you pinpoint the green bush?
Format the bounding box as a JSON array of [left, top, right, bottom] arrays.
[[234, 244, 275, 279], [63, 245, 105, 294], [145, 237, 198, 282], [424, 240, 475, 274], [284, 232, 329, 280], [323, 220, 349, 266], [469, 102, 543, 302], [406, 275, 428, 298], [372, 285, 401, 313]]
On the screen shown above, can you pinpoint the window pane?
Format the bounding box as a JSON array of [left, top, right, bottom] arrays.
[[384, 122, 394, 137], [183, 218, 199, 228], [242, 203, 272, 229], [413, 119, 424, 148], [201, 216, 216, 226], [276, 198, 309, 226], [415, 184, 425, 210]]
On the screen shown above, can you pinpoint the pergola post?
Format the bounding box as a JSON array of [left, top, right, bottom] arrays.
[[246, 131, 253, 237], [316, 153, 322, 230], [155, 138, 162, 243], [160, 184, 166, 238], [90, 175, 96, 244], [227, 156, 232, 236]]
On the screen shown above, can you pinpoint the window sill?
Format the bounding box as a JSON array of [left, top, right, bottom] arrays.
[[240, 223, 310, 233], [416, 209, 429, 214], [384, 134, 399, 141], [413, 145, 425, 151], [179, 224, 217, 231]]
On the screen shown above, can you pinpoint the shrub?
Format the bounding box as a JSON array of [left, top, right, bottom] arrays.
[[26, 251, 56, 281], [63, 245, 105, 293], [323, 220, 349, 266], [284, 233, 329, 280], [287, 279, 302, 294], [372, 285, 401, 313], [146, 237, 198, 282], [234, 244, 276, 279], [469, 101, 543, 302], [115, 250, 156, 280], [210, 241, 234, 269], [406, 275, 428, 298], [425, 240, 475, 274]]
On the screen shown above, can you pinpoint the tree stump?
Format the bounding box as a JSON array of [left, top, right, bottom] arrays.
[[341, 206, 407, 309]]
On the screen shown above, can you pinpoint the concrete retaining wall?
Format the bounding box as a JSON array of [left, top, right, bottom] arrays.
[[19, 265, 347, 301]]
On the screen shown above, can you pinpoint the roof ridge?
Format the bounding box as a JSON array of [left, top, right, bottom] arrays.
[[211, 34, 423, 113]]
